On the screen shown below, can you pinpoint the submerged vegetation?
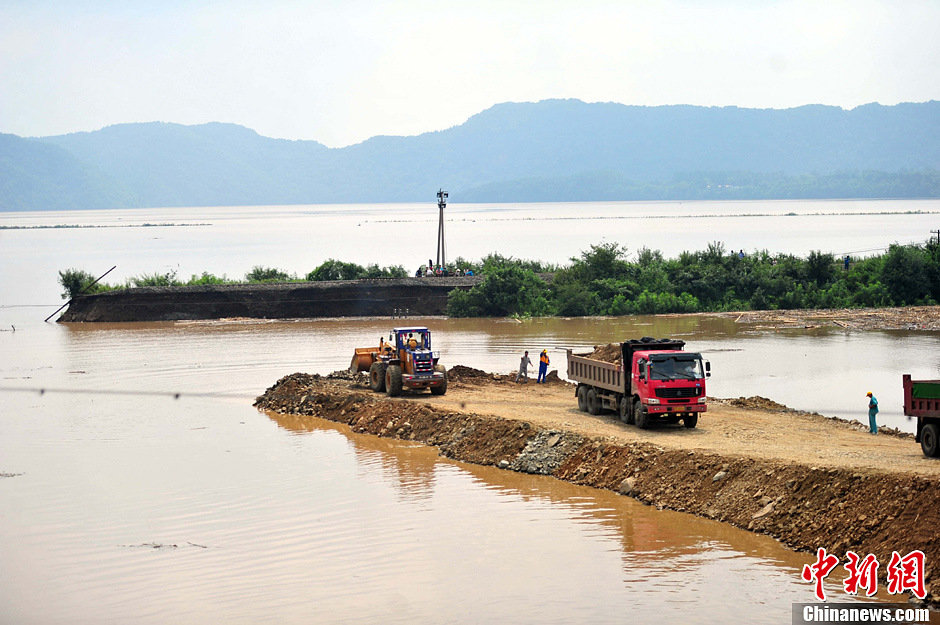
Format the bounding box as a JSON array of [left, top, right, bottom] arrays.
[[446, 239, 940, 317], [58, 240, 940, 317]]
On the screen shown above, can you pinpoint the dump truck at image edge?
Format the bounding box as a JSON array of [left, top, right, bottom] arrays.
[[903, 374, 940, 458], [567, 338, 710, 429], [350, 326, 447, 396]]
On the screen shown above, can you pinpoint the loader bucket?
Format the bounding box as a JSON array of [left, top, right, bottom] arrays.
[[350, 348, 378, 373]]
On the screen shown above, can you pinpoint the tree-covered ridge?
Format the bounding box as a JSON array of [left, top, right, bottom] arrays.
[[446, 240, 940, 317], [6, 99, 940, 210]]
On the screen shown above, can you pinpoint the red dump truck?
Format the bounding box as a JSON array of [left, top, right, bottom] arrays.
[[567, 338, 710, 429], [903, 374, 940, 457]]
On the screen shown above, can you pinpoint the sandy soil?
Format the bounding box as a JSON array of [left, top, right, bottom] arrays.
[[427, 372, 939, 477]]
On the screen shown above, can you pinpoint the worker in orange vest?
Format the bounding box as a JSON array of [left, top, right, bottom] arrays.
[[537, 349, 550, 383]]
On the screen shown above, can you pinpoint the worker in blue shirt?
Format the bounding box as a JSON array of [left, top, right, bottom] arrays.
[[866, 391, 878, 434]]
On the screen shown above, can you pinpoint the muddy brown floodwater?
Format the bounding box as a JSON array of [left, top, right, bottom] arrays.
[[256, 369, 940, 609], [2, 307, 939, 624], [3, 201, 940, 623]]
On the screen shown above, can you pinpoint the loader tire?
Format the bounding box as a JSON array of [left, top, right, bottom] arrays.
[[385, 365, 403, 397], [369, 362, 387, 392], [431, 365, 447, 395]]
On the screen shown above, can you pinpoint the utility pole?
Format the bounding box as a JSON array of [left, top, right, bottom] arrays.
[[436, 189, 448, 268], [932, 229, 940, 246]]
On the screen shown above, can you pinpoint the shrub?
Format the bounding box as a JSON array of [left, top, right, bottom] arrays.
[[806, 250, 835, 286], [448, 266, 551, 317], [129, 270, 181, 287], [446, 288, 484, 317], [880, 244, 929, 305], [554, 282, 598, 316], [186, 272, 229, 286], [58, 269, 103, 299], [246, 266, 292, 283], [306, 260, 364, 281]]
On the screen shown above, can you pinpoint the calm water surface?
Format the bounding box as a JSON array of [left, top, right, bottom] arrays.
[[1, 201, 939, 623]]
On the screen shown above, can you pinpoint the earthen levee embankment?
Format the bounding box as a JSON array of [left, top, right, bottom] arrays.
[[58, 277, 480, 322], [255, 372, 940, 606]]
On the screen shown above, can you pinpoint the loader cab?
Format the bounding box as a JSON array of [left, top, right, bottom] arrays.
[[390, 327, 431, 353], [390, 327, 438, 376]]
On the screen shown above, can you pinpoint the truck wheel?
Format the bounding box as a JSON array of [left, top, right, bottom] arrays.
[[619, 397, 632, 424], [430, 365, 447, 395], [385, 365, 403, 397], [577, 386, 588, 412], [634, 400, 650, 429], [369, 362, 387, 392], [586, 389, 600, 415], [683, 414, 698, 429], [922, 423, 940, 458]]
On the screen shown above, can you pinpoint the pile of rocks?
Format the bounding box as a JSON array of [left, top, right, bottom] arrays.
[[506, 429, 584, 475]]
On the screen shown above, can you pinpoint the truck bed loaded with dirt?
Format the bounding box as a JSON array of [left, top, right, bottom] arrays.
[[568, 338, 709, 429]]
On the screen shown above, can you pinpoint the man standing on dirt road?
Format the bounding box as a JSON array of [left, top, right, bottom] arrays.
[[866, 391, 879, 434], [537, 349, 550, 383], [516, 351, 533, 383]]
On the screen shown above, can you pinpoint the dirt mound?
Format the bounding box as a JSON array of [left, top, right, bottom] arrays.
[[447, 365, 491, 380], [725, 396, 791, 412], [448, 365, 513, 385], [587, 343, 621, 363]]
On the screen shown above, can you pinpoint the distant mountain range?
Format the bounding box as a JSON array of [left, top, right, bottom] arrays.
[[2, 99, 939, 211]]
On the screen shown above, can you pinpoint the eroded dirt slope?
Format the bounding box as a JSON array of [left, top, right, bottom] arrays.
[[256, 370, 940, 604]]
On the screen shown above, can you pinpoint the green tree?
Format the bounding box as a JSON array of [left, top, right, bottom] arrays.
[[806, 250, 835, 286], [447, 265, 551, 317], [880, 244, 929, 304], [554, 282, 598, 316], [245, 266, 292, 282], [57, 268, 104, 299], [305, 260, 362, 281]]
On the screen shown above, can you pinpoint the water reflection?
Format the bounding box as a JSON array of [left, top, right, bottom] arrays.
[[271, 411, 441, 502], [267, 411, 929, 623]]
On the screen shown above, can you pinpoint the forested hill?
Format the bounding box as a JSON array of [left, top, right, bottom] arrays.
[[2, 99, 939, 211]]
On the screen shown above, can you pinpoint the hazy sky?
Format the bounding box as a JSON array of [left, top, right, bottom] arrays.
[[1, 0, 938, 147]]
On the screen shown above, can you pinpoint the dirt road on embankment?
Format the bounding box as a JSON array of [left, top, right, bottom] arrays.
[[256, 368, 940, 605]]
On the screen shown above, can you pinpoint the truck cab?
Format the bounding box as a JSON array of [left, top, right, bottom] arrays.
[[633, 349, 709, 427], [567, 337, 709, 429]]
